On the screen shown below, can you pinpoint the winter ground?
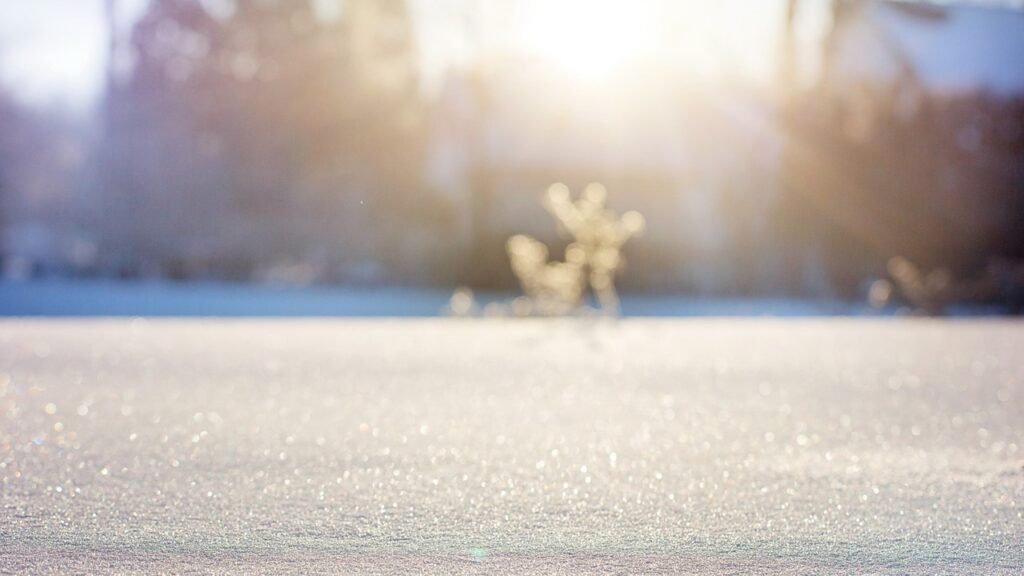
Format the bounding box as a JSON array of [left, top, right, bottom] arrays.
[[1, 319, 1022, 574], [0, 278, 865, 317]]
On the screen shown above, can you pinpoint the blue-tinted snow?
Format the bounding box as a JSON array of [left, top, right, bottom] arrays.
[[0, 279, 869, 317]]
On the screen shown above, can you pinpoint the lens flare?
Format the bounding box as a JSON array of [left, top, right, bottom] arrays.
[[518, 0, 660, 81]]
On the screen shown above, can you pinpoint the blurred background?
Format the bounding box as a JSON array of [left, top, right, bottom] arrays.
[[1, 0, 1023, 314]]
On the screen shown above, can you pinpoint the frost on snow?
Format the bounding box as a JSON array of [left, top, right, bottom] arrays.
[[0, 319, 1022, 574]]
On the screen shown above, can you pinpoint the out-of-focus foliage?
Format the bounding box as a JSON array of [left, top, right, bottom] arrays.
[[1, 0, 1024, 314], [506, 183, 644, 315], [0, 91, 86, 279], [93, 0, 440, 283], [870, 255, 1024, 315], [506, 234, 586, 316], [778, 0, 1024, 303]]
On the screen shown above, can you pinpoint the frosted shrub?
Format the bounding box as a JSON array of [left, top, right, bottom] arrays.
[[506, 235, 587, 316], [507, 183, 645, 315]]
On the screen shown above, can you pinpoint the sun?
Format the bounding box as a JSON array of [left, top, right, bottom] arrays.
[[517, 0, 660, 81]]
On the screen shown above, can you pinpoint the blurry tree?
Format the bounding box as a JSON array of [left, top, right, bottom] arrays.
[[95, 0, 429, 282], [778, 0, 799, 96], [777, 1, 1024, 298], [0, 89, 21, 271], [0, 85, 86, 277]]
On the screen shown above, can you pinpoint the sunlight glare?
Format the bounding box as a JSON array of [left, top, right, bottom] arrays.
[[518, 0, 660, 81]]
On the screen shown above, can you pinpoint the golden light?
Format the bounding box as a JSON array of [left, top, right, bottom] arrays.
[[517, 0, 661, 82]]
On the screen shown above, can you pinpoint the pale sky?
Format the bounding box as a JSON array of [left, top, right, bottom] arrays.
[[0, 0, 799, 110], [0, 0, 147, 109]]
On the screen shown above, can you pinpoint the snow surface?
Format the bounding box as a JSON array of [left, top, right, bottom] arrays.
[[0, 279, 454, 318], [0, 279, 863, 317], [1, 319, 1022, 574]]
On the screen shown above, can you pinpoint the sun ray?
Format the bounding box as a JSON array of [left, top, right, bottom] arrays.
[[517, 0, 660, 81]]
